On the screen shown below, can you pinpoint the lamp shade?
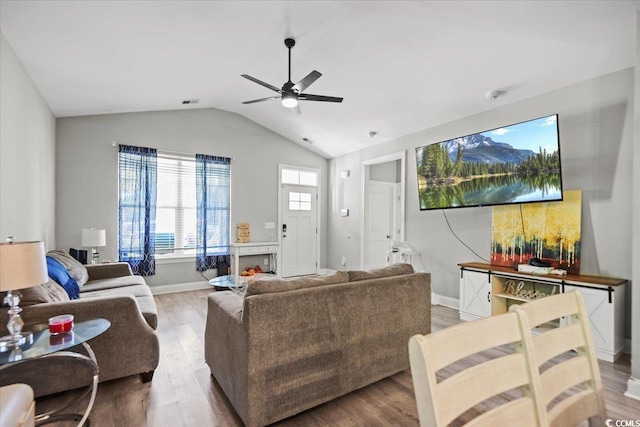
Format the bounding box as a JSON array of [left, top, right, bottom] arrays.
[[81, 229, 106, 247], [0, 241, 48, 291]]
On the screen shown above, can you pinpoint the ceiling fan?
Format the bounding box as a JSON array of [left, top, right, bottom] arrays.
[[241, 38, 343, 114]]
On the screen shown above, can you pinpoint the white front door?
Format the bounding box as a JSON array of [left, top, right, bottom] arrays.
[[281, 185, 317, 277], [365, 180, 397, 269]]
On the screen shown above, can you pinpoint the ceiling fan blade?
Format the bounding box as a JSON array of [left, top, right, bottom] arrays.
[[299, 93, 344, 103], [292, 70, 322, 93], [290, 104, 302, 115], [241, 74, 282, 93], [242, 96, 280, 105]]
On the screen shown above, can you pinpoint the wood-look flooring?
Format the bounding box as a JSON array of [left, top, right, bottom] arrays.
[[35, 289, 640, 426]]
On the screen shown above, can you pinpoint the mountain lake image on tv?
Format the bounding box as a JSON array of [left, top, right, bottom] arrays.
[[415, 114, 563, 210]]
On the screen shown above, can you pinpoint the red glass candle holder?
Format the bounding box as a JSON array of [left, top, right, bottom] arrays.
[[48, 314, 74, 335]]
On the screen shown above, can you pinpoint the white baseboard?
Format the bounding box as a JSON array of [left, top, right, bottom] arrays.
[[624, 377, 640, 401], [318, 268, 337, 275], [150, 281, 210, 295], [432, 292, 459, 309]]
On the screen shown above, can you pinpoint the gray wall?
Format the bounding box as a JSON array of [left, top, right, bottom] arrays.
[[55, 108, 328, 289], [329, 68, 634, 305], [0, 32, 56, 248], [629, 11, 640, 397]]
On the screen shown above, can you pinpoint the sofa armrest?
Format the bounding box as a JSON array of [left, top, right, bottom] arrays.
[[0, 296, 159, 397], [85, 262, 133, 281], [204, 292, 249, 423]]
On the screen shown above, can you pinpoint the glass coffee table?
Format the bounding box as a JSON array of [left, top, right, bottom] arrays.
[[209, 274, 248, 294], [0, 318, 110, 426], [209, 273, 278, 294]]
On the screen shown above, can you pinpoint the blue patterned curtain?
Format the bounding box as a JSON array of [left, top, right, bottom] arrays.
[[118, 145, 157, 276], [196, 154, 230, 271]]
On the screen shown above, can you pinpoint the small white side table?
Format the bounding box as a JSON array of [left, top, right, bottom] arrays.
[[229, 242, 280, 281]]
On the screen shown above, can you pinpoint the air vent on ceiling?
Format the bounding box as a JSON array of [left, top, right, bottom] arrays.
[[182, 99, 199, 105]]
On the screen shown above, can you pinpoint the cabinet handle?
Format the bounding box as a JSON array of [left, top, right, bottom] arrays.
[[487, 291, 491, 302]]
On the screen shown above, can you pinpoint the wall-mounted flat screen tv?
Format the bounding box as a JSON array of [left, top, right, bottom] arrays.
[[415, 114, 563, 211]]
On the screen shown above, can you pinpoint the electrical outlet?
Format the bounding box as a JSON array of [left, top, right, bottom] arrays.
[[263, 258, 269, 265], [341, 257, 346, 266]]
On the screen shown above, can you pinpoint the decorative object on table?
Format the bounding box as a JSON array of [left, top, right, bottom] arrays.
[[491, 189, 582, 274], [237, 223, 250, 243], [81, 228, 106, 265], [48, 314, 74, 335], [0, 238, 48, 351], [239, 265, 264, 277]]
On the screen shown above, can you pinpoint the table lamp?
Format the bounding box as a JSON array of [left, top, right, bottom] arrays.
[[81, 228, 106, 264], [0, 238, 48, 350]]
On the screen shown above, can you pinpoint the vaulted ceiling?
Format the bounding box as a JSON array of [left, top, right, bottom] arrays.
[[1, 1, 637, 158]]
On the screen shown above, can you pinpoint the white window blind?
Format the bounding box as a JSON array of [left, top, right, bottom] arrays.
[[156, 152, 197, 257]]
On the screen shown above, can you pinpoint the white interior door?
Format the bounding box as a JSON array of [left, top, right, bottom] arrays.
[[281, 185, 317, 277], [366, 181, 396, 269]]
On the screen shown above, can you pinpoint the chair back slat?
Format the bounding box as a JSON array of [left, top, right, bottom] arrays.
[[438, 353, 530, 425], [533, 322, 582, 365], [540, 356, 592, 406], [420, 313, 522, 372], [548, 389, 601, 427], [465, 398, 542, 427]]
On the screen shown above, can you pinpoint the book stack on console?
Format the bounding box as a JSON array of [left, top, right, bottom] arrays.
[[518, 264, 553, 275]]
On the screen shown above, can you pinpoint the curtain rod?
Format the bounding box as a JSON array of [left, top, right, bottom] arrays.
[[111, 141, 234, 160]]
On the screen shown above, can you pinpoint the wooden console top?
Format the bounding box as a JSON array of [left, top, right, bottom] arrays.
[[458, 262, 627, 287]]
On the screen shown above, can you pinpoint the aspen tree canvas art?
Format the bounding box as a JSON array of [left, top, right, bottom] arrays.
[[491, 190, 581, 274]]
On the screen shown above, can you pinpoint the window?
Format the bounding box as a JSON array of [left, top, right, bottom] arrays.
[[289, 192, 312, 211], [281, 168, 318, 186], [156, 153, 197, 257], [119, 145, 230, 272]]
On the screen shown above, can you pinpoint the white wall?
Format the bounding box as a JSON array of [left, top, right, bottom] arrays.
[[0, 32, 56, 248], [55, 108, 328, 289], [627, 10, 640, 400], [329, 68, 634, 304]]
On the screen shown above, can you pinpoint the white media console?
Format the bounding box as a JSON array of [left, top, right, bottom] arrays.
[[458, 262, 627, 362]]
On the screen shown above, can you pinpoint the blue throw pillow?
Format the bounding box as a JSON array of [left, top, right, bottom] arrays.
[[46, 256, 80, 300]]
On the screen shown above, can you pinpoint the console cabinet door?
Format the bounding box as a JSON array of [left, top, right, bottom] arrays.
[[564, 284, 624, 362], [459, 270, 491, 321]]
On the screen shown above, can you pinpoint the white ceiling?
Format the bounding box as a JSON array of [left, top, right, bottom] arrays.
[[1, 1, 637, 158]]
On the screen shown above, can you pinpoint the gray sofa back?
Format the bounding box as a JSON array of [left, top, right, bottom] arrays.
[[205, 265, 430, 427]]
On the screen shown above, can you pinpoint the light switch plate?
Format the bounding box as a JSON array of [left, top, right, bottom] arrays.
[[264, 222, 276, 229], [341, 209, 349, 217]]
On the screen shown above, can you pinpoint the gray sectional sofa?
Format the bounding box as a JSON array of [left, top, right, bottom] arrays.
[[204, 263, 431, 427], [0, 257, 159, 397]]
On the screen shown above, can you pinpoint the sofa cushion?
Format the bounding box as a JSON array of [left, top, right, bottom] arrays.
[[46, 257, 80, 299], [46, 250, 89, 286], [348, 263, 414, 282], [246, 271, 349, 296], [80, 284, 157, 329], [80, 275, 147, 293], [17, 279, 70, 306]]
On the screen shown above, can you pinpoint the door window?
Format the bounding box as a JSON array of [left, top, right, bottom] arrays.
[[289, 192, 312, 211]]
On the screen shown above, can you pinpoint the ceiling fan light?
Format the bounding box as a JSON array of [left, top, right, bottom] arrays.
[[282, 92, 298, 108]]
